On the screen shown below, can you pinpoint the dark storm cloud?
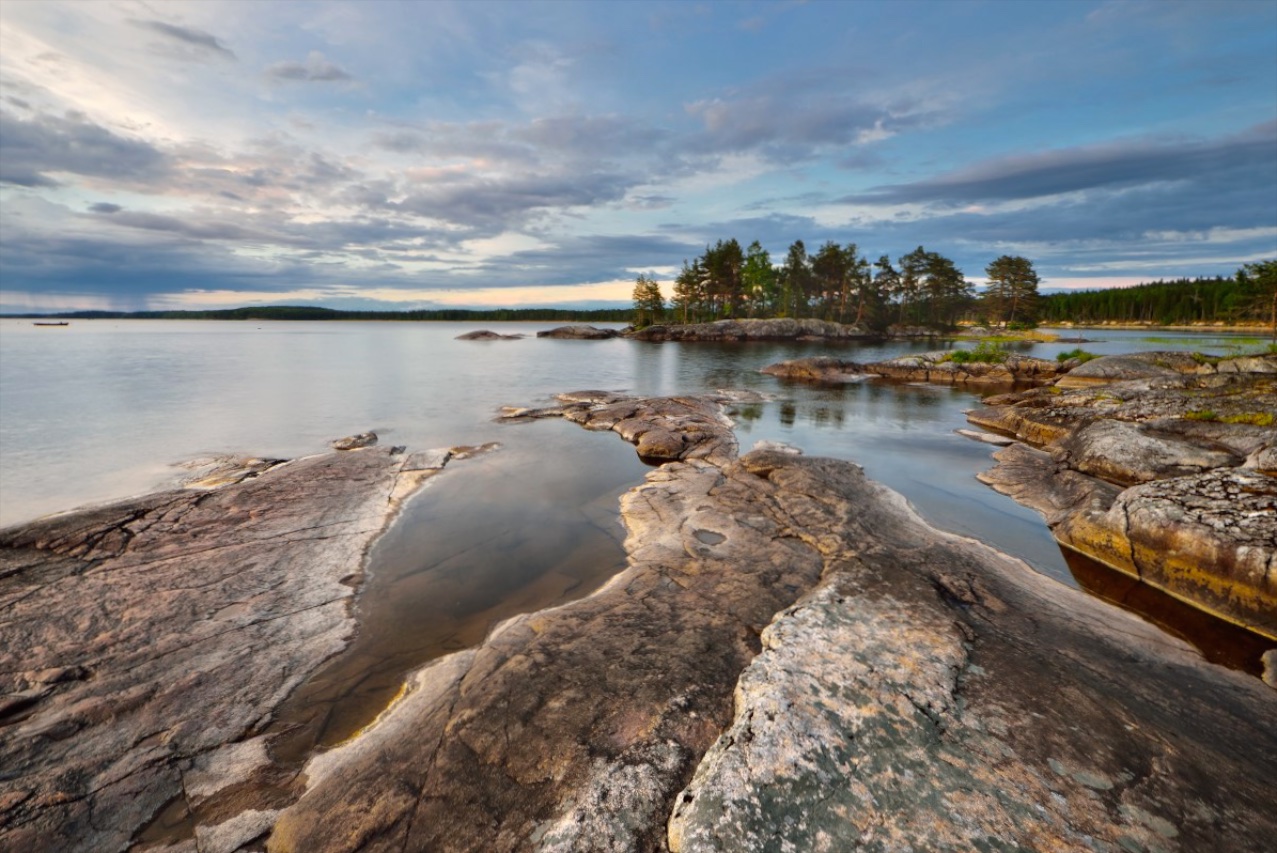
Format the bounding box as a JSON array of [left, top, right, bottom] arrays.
[[0, 109, 167, 187], [0, 231, 289, 306], [843, 121, 1277, 207], [87, 208, 307, 245], [128, 19, 235, 60], [265, 53, 353, 82]]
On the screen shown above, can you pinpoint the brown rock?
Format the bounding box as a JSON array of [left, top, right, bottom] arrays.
[[0, 445, 454, 853], [535, 325, 619, 339], [456, 329, 523, 340]]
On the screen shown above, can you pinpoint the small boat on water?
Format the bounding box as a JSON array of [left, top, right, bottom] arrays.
[[33, 321, 70, 327]]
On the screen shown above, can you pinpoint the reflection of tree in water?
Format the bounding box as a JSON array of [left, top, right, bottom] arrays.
[[730, 403, 763, 422], [806, 405, 846, 428], [779, 401, 797, 426]]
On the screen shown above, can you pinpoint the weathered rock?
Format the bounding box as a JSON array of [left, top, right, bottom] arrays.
[[269, 395, 1276, 853], [1057, 419, 1241, 486], [970, 353, 1277, 636], [627, 318, 871, 343], [455, 329, 523, 340], [760, 356, 869, 384], [1055, 468, 1277, 638], [330, 431, 377, 450], [535, 325, 619, 339], [0, 444, 459, 853], [501, 392, 737, 466], [954, 428, 1015, 446], [1057, 351, 1277, 388], [175, 456, 286, 489], [762, 352, 1066, 387]]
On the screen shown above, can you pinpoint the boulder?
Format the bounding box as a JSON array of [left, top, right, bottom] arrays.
[[535, 325, 619, 339], [330, 431, 377, 450], [1055, 468, 1277, 638], [1057, 419, 1241, 486], [455, 330, 522, 340]]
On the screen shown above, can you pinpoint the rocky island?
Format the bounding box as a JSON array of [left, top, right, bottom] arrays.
[[1, 360, 1274, 853]]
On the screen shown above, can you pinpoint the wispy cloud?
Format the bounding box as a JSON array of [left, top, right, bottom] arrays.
[[265, 52, 353, 82], [128, 19, 235, 61], [843, 121, 1277, 207]]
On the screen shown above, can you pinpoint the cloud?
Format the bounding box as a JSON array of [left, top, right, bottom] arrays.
[[128, 19, 235, 60], [265, 52, 353, 82], [391, 171, 635, 231], [843, 120, 1277, 207], [88, 202, 122, 214], [682, 70, 951, 161], [0, 109, 168, 187]]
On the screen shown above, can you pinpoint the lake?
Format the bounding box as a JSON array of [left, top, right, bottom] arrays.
[[2, 319, 1267, 757]]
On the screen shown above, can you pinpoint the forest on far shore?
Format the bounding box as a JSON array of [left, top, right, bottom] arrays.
[[632, 239, 1275, 335]]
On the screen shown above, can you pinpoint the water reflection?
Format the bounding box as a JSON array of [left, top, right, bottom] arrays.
[[1062, 547, 1272, 676], [267, 421, 650, 765]]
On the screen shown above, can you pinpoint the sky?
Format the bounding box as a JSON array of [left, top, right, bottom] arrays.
[[1, 0, 1275, 312]]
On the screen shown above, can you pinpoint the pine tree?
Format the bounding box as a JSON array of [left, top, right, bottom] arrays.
[[984, 255, 1040, 326]]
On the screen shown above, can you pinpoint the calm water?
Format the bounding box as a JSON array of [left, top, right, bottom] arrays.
[[1, 319, 1262, 549], [4, 319, 1266, 769]]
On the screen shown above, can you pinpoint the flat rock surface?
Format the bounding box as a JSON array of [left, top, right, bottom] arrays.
[[0, 445, 453, 853], [269, 393, 1275, 852]]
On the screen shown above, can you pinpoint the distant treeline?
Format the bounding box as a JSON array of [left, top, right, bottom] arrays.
[[8, 306, 635, 322], [1040, 273, 1272, 326]]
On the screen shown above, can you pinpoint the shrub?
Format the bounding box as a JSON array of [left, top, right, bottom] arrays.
[[1056, 348, 1099, 364], [948, 341, 1009, 364]]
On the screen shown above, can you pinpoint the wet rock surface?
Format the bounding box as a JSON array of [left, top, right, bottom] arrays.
[[627, 318, 871, 343], [5, 377, 1275, 853], [0, 444, 456, 853], [270, 393, 1275, 852], [763, 352, 1066, 386], [968, 352, 1277, 637]]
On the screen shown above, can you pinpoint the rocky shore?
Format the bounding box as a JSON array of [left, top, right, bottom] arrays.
[[966, 351, 1276, 639], [3, 374, 1274, 852], [0, 442, 461, 853], [762, 351, 1070, 386]]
